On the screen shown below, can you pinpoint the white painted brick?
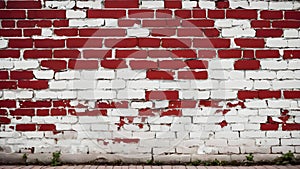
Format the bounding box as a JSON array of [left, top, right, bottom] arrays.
[[267, 131, 291, 138], [190, 80, 219, 89], [56, 124, 72, 130], [127, 80, 159, 89], [249, 1, 269, 9], [266, 38, 288, 48], [260, 61, 288, 70], [68, 80, 96, 89], [194, 116, 223, 123], [49, 80, 67, 90], [35, 91, 58, 99], [0, 39, 8, 48], [272, 146, 294, 153], [81, 70, 115, 79], [253, 80, 271, 90], [104, 19, 118, 27], [209, 59, 234, 69], [295, 70, 300, 79], [232, 20, 251, 28], [256, 139, 279, 146], [229, 0, 249, 9], [211, 90, 237, 99], [218, 146, 240, 154], [273, 80, 300, 89], [288, 39, 300, 47], [131, 102, 152, 109], [127, 28, 150, 37], [133, 132, 155, 139], [69, 19, 105, 27], [77, 1, 102, 9], [294, 1, 300, 9], [33, 70, 54, 79], [259, 109, 281, 116], [41, 28, 52, 37], [116, 70, 146, 79], [45, 1, 75, 9], [249, 116, 267, 123], [229, 71, 244, 79], [78, 90, 116, 100], [199, 0, 215, 9], [156, 132, 176, 139], [179, 90, 210, 99], [281, 139, 300, 146], [160, 81, 190, 89], [237, 109, 258, 116], [284, 29, 299, 38], [14, 61, 39, 70], [59, 91, 77, 99], [244, 100, 267, 108], [220, 80, 252, 90], [154, 101, 169, 109], [240, 131, 266, 138], [228, 139, 255, 146], [209, 70, 229, 80], [268, 100, 291, 108], [231, 124, 245, 131], [277, 71, 294, 79], [288, 60, 300, 70], [215, 20, 232, 28], [141, 1, 164, 9], [96, 80, 126, 89], [0, 61, 13, 69], [55, 71, 80, 80], [205, 139, 227, 146], [215, 131, 239, 139], [77, 131, 111, 139], [246, 71, 276, 79], [269, 1, 293, 10], [17, 91, 33, 99], [22, 132, 44, 138], [225, 116, 247, 123], [222, 27, 255, 37], [148, 116, 173, 124], [244, 124, 260, 130], [117, 90, 145, 99], [66, 10, 86, 18], [182, 1, 197, 9]]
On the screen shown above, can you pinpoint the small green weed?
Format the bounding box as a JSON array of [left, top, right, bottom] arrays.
[[51, 151, 61, 166]]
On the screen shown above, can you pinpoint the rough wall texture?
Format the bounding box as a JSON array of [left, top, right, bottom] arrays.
[[0, 0, 300, 163]]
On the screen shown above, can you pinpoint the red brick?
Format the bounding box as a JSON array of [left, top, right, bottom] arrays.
[[9, 39, 33, 48], [41, 60, 67, 70], [282, 124, 300, 131], [208, 10, 225, 19], [203, 29, 220, 37], [251, 20, 270, 28], [0, 109, 8, 115], [234, 38, 265, 48], [256, 29, 283, 37], [83, 50, 112, 59], [199, 100, 222, 108], [238, 91, 258, 100], [36, 109, 49, 116], [256, 50, 280, 58], [23, 29, 41, 37], [0, 10, 26, 19], [161, 109, 182, 117], [283, 50, 300, 59], [116, 50, 147, 58], [169, 100, 197, 108], [37, 124, 56, 131], [158, 60, 186, 69], [54, 50, 80, 58], [80, 28, 126, 37], [272, 20, 300, 28], [128, 10, 154, 18], [143, 20, 180, 27], [182, 19, 214, 27], [0, 71, 8, 79], [18, 80, 48, 89], [146, 91, 179, 100], [104, 0, 139, 8], [148, 50, 171, 58], [151, 28, 176, 36], [97, 101, 128, 109], [54, 29, 78, 36], [130, 60, 157, 70], [216, 0, 229, 9], [1, 20, 15, 28], [67, 38, 102, 48], [105, 38, 137, 48], [171, 50, 197, 58], [260, 10, 283, 19], [198, 50, 216, 58], [0, 117, 11, 124], [259, 90, 281, 99], [24, 50, 52, 59], [162, 38, 191, 48], [16, 124, 36, 131], [226, 10, 257, 19], [118, 20, 141, 27], [0, 1, 4, 8], [192, 9, 206, 18], [218, 50, 242, 58], [0, 81, 17, 89], [194, 38, 230, 48], [10, 109, 35, 116], [19, 101, 52, 108], [285, 11, 300, 20], [101, 60, 127, 69], [175, 10, 191, 18], [53, 100, 71, 108], [68, 60, 98, 70], [243, 50, 254, 59], [234, 60, 260, 70], [177, 28, 204, 37], [7, 1, 42, 9], [283, 91, 300, 99], [138, 38, 161, 47], [51, 109, 67, 116], [260, 123, 279, 131], [0, 50, 20, 58], [164, 0, 182, 9], [17, 20, 52, 28], [53, 20, 69, 27], [146, 70, 174, 80], [0, 100, 16, 108], [139, 109, 155, 116], [0, 29, 22, 37], [28, 10, 66, 19], [156, 9, 173, 18], [35, 39, 65, 48], [11, 71, 34, 80], [87, 10, 126, 18], [185, 60, 208, 69], [178, 71, 208, 79]]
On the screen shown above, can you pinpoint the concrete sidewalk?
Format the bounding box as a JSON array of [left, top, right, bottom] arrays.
[[0, 166, 300, 169]]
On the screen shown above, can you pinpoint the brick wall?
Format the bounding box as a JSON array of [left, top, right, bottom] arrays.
[[0, 0, 299, 162]]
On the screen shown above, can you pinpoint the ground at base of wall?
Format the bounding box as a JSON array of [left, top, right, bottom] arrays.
[[0, 153, 299, 166]]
